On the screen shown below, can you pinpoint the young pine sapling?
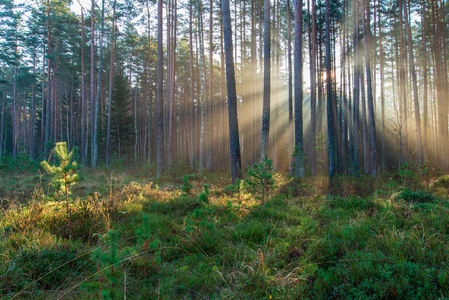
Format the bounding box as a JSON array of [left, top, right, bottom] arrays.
[[40, 142, 80, 218]]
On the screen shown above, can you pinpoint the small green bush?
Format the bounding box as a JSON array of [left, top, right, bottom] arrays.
[[246, 154, 276, 202], [395, 189, 434, 203]]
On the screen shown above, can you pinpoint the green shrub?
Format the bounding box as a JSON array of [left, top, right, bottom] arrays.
[[181, 175, 193, 195], [395, 189, 434, 203], [197, 184, 210, 204], [246, 154, 276, 202]]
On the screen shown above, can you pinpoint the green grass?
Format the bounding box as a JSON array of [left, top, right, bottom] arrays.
[[1, 170, 449, 299]]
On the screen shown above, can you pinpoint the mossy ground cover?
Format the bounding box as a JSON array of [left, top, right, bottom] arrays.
[[1, 167, 449, 299]]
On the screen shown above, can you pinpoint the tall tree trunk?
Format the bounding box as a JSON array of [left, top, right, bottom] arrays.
[[207, 0, 213, 170], [12, 65, 17, 157], [378, 3, 386, 171], [399, 0, 407, 161], [260, 0, 270, 158], [361, 0, 377, 177], [45, 0, 52, 152], [30, 45, 37, 160], [311, 0, 317, 176], [287, 0, 293, 175], [80, 7, 87, 166], [156, 0, 164, 177], [403, 0, 423, 165], [325, 0, 335, 178], [106, 0, 116, 168], [197, 0, 206, 172], [92, 0, 105, 167], [352, 0, 360, 175], [422, 0, 428, 163], [189, 0, 195, 168], [90, 0, 95, 166], [294, 0, 304, 177], [222, 0, 243, 183]]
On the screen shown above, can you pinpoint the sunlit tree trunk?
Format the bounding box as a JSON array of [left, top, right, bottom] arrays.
[[156, 0, 164, 177], [92, 0, 105, 167], [79, 7, 86, 166], [251, 0, 257, 167], [90, 0, 95, 166], [287, 0, 293, 175], [361, 0, 377, 177], [352, 0, 360, 176], [12, 65, 17, 157], [197, 0, 206, 172], [325, 0, 335, 178], [294, 0, 304, 177], [106, 0, 116, 168], [189, 0, 195, 168], [421, 0, 428, 163], [207, 0, 213, 170], [379, 3, 386, 171], [45, 0, 52, 152], [30, 44, 37, 160], [311, 0, 317, 176], [399, 0, 407, 161], [145, 0, 151, 164], [403, 0, 422, 165], [260, 0, 270, 159], [222, 0, 243, 183]]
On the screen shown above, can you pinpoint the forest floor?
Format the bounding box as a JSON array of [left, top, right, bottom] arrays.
[[1, 163, 449, 299]]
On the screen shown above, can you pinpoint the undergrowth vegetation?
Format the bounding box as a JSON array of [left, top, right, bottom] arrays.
[[1, 160, 449, 299]]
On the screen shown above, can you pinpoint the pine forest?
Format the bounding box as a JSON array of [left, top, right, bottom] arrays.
[[1, 0, 449, 298]]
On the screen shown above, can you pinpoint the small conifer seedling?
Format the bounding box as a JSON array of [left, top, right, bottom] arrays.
[[41, 142, 80, 218]]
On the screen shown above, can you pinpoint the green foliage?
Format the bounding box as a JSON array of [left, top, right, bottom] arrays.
[[181, 175, 193, 195], [0, 144, 39, 174], [398, 162, 420, 190], [395, 189, 435, 203], [2, 169, 449, 299], [89, 230, 129, 299], [197, 184, 210, 204], [40, 142, 80, 217], [246, 154, 276, 202]]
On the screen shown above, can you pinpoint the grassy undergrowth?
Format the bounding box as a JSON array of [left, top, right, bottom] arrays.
[[1, 167, 449, 299]]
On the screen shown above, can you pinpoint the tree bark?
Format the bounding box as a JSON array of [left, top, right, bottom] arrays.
[[260, 0, 270, 159], [294, 0, 304, 177], [325, 0, 335, 178], [222, 0, 243, 183], [92, 0, 105, 167], [156, 0, 164, 177], [361, 0, 377, 177]]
